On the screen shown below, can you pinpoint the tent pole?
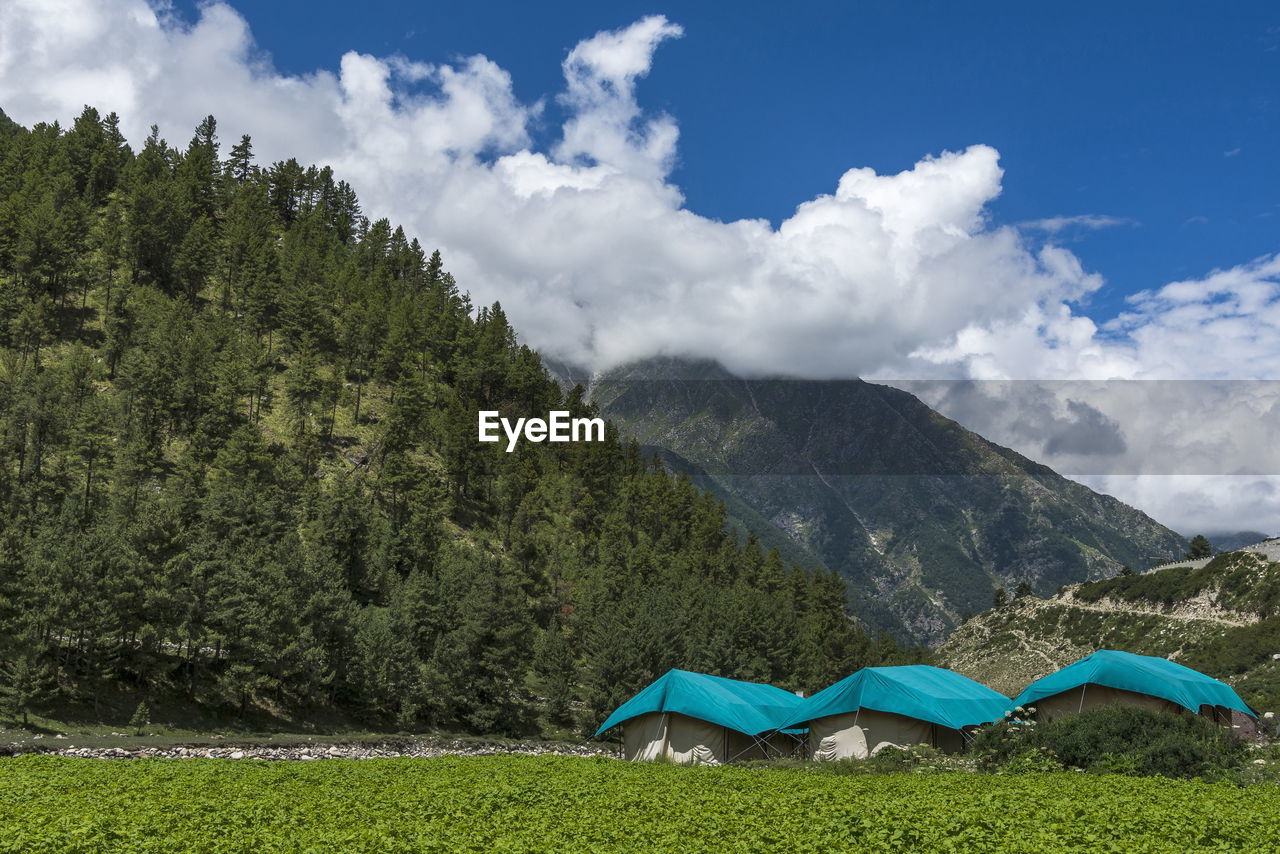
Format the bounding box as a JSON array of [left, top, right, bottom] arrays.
[[725, 729, 769, 764], [1078, 684, 1087, 713]]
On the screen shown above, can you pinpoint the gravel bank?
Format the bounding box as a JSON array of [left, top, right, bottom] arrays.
[[2, 738, 616, 761]]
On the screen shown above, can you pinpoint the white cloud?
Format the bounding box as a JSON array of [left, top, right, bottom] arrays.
[[1022, 214, 1137, 233], [1076, 476, 1278, 538], [3, 1, 1279, 534], [895, 255, 1280, 533], [555, 14, 683, 181], [911, 253, 1280, 381]]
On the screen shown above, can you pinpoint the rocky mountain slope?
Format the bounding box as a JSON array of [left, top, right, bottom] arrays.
[[939, 545, 1280, 714], [559, 358, 1187, 644]]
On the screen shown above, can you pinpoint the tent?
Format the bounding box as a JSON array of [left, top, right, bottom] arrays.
[[595, 669, 805, 764], [1012, 649, 1256, 723], [778, 665, 1009, 760]]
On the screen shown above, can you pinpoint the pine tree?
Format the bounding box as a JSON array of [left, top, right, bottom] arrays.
[[1186, 535, 1213, 559], [129, 700, 150, 735], [226, 134, 254, 184], [0, 639, 56, 726], [531, 616, 576, 725]]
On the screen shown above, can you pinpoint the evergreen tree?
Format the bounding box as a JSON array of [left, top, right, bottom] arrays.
[[129, 700, 150, 735], [1186, 535, 1213, 559], [0, 637, 56, 726]]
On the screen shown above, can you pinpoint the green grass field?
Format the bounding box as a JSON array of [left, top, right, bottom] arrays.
[[2, 755, 1279, 853]]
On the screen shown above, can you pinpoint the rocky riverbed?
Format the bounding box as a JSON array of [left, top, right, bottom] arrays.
[[2, 738, 616, 761]]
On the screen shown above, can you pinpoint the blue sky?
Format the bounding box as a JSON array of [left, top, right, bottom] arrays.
[[182, 0, 1280, 322]]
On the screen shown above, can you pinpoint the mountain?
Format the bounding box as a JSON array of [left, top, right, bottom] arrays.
[[938, 546, 1280, 714], [563, 358, 1187, 644]]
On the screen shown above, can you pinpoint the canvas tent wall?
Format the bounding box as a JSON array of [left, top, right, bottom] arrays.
[[803, 709, 969, 760], [620, 712, 802, 764], [779, 665, 1008, 760], [1013, 650, 1256, 724], [596, 669, 804, 765], [1031, 684, 1181, 721]]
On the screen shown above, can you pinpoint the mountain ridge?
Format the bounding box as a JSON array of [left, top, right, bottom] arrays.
[[549, 356, 1188, 644]]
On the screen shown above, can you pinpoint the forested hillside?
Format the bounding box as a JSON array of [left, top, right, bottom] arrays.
[[0, 108, 915, 734]]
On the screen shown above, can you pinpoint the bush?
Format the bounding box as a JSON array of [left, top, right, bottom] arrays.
[[970, 706, 1039, 767], [973, 705, 1245, 779]]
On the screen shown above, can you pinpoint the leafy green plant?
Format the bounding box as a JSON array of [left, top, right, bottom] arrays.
[[1089, 752, 1142, 776], [3, 754, 1280, 852], [997, 747, 1063, 774]]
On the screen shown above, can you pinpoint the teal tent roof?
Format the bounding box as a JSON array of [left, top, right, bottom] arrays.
[[779, 665, 1009, 731], [1012, 650, 1256, 718], [594, 669, 804, 737]]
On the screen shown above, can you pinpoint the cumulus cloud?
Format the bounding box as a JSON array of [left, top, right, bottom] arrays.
[[892, 254, 1280, 533], [2, 1, 1279, 533], [909, 253, 1280, 381], [555, 14, 683, 180]]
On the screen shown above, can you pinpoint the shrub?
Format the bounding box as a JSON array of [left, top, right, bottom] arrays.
[[975, 705, 1245, 779], [970, 706, 1039, 768]]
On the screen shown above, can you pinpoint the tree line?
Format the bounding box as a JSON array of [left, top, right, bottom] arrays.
[[0, 108, 921, 734]]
